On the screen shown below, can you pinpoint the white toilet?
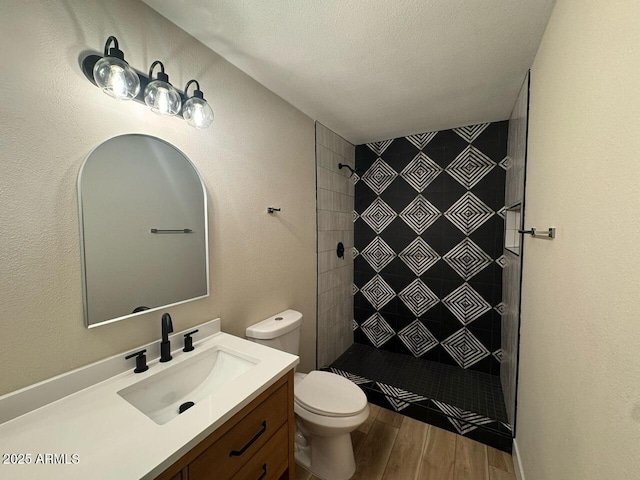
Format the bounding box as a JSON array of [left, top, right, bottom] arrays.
[[246, 310, 369, 480]]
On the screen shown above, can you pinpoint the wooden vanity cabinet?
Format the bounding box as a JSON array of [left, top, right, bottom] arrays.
[[155, 370, 295, 480]]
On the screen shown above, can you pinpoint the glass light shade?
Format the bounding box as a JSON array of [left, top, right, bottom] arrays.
[[144, 80, 181, 116], [183, 96, 214, 129], [93, 56, 140, 100]]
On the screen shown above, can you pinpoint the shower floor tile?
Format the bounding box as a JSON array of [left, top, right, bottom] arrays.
[[327, 343, 512, 452], [331, 343, 507, 422]]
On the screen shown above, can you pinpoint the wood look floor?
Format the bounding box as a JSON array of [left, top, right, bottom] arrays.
[[295, 404, 516, 480]]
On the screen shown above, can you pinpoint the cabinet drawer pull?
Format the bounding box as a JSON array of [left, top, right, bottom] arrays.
[[229, 421, 267, 457], [257, 464, 267, 480]]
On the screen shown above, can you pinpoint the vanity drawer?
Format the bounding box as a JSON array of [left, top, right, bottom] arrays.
[[230, 424, 288, 480], [188, 383, 288, 480]]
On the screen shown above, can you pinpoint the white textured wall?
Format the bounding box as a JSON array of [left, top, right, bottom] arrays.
[[0, 0, 316, 395], [316, 123, 355, 367], [517, 0, 640, 478]]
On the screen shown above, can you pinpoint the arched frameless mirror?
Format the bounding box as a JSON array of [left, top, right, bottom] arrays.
[[78, 134, 209, 328]]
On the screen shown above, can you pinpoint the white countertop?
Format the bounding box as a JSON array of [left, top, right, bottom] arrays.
[[0, 323, 298, 479]]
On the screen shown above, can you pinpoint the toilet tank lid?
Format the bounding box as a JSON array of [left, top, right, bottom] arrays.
[[246, 309, 303, 340]]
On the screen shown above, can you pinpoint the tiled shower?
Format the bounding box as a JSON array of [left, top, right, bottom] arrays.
[[353, 122, 507, 376], [315, 123, 356, 368], [317, 109, 528, 452]]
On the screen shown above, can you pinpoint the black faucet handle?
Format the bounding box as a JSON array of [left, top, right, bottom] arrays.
[[125, 349, 149, 373], [183, 329, 199, 352]]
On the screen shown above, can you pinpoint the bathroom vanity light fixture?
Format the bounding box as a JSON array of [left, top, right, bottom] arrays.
[[144, 61, 181, 116], [183, 80, 214, 129], [81, 36, 214, 128], [92, 36, 140, 100]]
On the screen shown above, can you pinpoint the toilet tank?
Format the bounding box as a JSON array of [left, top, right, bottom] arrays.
[[245, 310, 303, 355]]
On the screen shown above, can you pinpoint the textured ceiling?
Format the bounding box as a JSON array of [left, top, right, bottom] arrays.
[[143, 0, 556, 144]]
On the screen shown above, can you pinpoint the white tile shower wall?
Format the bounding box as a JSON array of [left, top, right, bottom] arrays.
[[316, 123, 355, 367], [501, 72, 530, 428]]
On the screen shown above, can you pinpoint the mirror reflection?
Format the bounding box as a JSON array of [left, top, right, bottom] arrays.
[[78, 134, 208, 327]]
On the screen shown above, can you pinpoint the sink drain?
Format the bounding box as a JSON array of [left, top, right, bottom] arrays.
[[179, 401, 195, 414]]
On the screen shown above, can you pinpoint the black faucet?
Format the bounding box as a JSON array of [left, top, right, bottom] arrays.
[[160, 313, 173, 362]]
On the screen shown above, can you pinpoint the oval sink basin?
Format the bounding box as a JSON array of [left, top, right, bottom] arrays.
[[117, 346, 260, 425]]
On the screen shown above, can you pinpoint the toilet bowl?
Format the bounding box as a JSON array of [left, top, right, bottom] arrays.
[[293, 371, 369, 480], [246, 310, 369, 480]]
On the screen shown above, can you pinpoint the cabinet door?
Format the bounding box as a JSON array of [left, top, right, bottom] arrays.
[[188, 383, 288, 480], [156, 470, 182, 480], [231, 425, 288, 480]]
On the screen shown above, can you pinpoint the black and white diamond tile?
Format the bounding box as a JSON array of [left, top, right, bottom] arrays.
[[329, 368, 372, 386], [432, 400, 495, 435], [494, 302, 505, 315], [400, 152, 442, 192], [453, 123, 489, 143], [406, 132, 437, 150], [360, 197, 397, 234], [366, 140, 393, 156], [493, 349, 503, 363], [361, 312, 395, 347], [353, 247, 360, 259], [352, 319, 358, 331], [398, 237, 440, 276], [327, 345, 512, 452], [444, 192, 494, 236], [377, 382, 429, 411], [441, 328, 490, 368], [352, 284, 359, 295], [399, 195, 441, 234], [442, 283, 491, 325], [360, 274, 396, 310], [442, 238, 492, 281], [398, 279, 439, 317], [361, 236, 396, 272], [398, 320, 438, 357], [355, 121, 506, 374], [445, 145, 496, 189], [499, 156, 511, 170], [361, 158, 397, 194]]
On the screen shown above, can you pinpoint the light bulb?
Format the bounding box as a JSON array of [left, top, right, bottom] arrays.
[[193, 105, 205, 125], [183, 96, 214, 129], [109, 66, 127, 99], [93, 56, 140, 100], [155, 86, 170, 115], [144, 80, 181, 116]]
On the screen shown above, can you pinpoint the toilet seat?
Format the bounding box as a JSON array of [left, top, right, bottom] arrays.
[[294, 371, 367, 418]]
